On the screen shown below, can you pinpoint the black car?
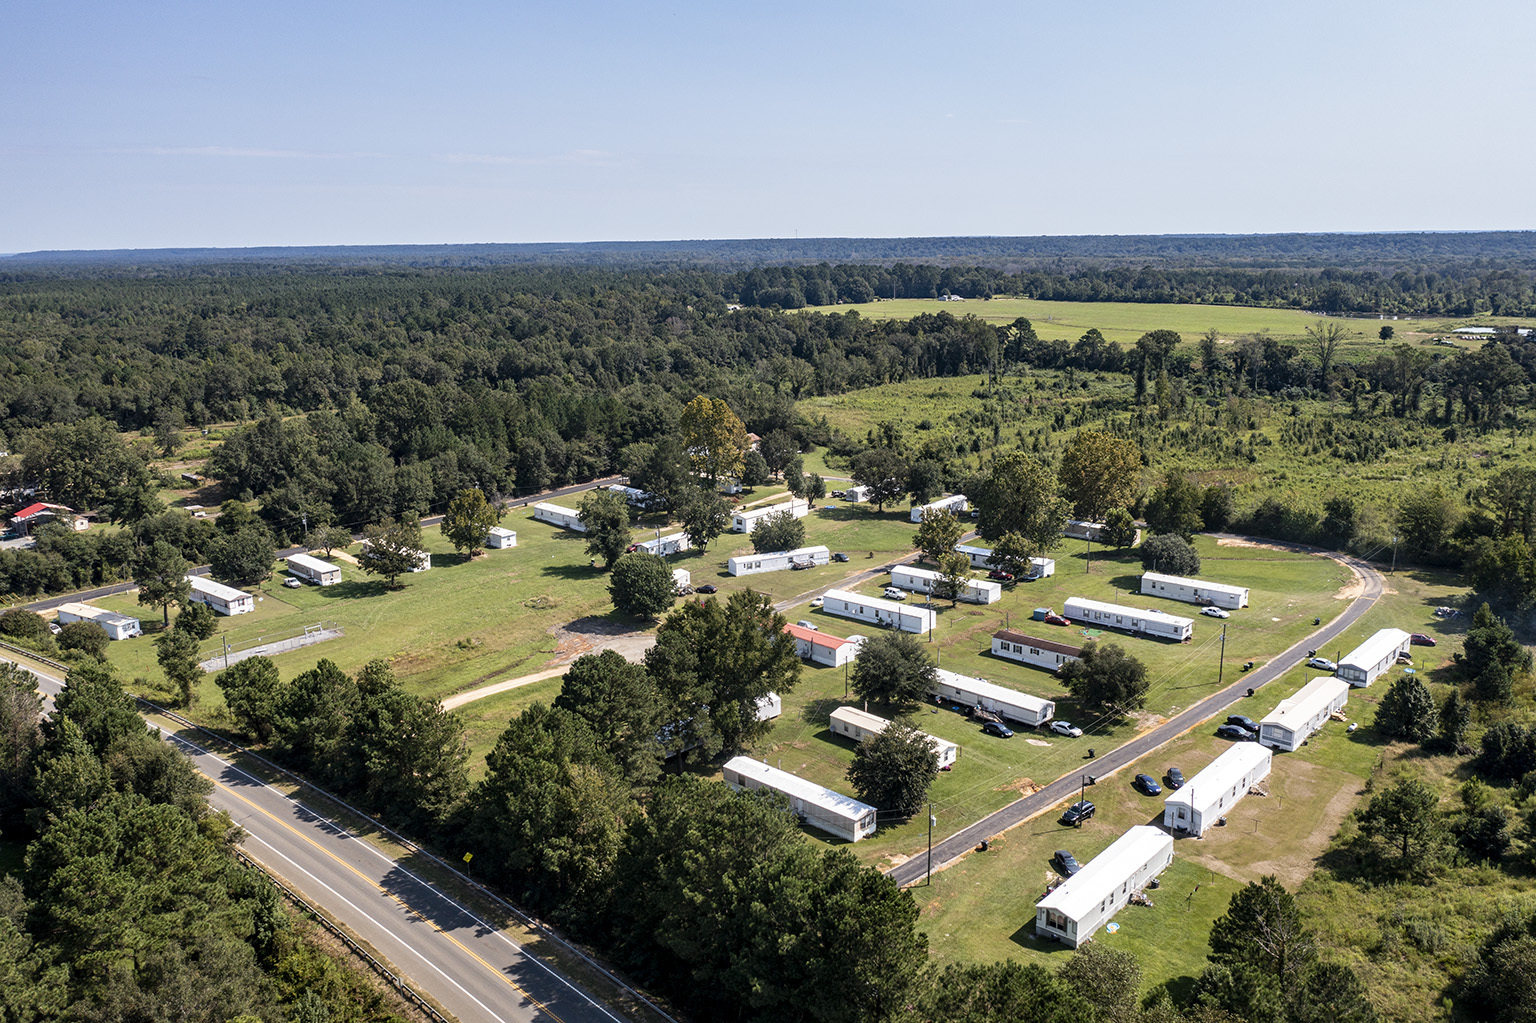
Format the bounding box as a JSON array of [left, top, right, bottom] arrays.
[[1166, 767, 1185, 790], [1215, 723, 1253, 741], [1053, 850, 1082, 877], [1226, 714, 1259, 733], [981, 721, 1014, 739], [696, 584, 718, 594], [1134, 773, 1162, 796], [1060, 800, 1095, 826], [832, 552, 850, 562]]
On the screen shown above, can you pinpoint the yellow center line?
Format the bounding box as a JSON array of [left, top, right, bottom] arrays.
[[209, 764, 564, 1022]]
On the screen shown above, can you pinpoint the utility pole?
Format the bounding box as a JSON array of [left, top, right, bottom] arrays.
[[927, 804, 935, 885], [1217, 623, 1227, 689], [1084, 536, 1091, 573], [1390, 535, 1399, 576]]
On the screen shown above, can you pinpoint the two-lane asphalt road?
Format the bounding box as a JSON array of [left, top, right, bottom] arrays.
[[17, 661, 638, 1023], [885, 540, 1385, 888]]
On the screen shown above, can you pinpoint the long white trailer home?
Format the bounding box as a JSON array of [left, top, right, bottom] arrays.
[[532, 502, 586, 532], [728, 545, 830, 577], [1140, 571, 1249, 610], [991, 630, 1082, 673], [910, 494, 969, 523], [187, 575, 255, 616], [889, 564, 1002, 604], [722, 756, 878, 842], [822, 589, 936, 634], [1035, 825, 1174, 948], [732, 498, 810, 533], [55, 602, 141, 640], [828, 706, 960, 769], [783, 623, 864, 667], [955, 545, 1055, 579], [930, 668, 1056, 727], [1063, 519, 1141, 545], [1260, 676, 1349, 752], [1336, 628, 1413, 688], [286, 552, 342, 586], [638, 531, 692, 557], [1163, 742, 1273, 836], [607, 484, 654, 508], [1063, 597, 1194, 641], [485, 527, 518, 549]]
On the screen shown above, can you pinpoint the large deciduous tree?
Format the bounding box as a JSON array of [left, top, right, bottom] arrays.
[[849, 631, 936, 709], [356, 516, 425, 588], [851, 448, 911, 512], [207, 526, 275, 586], [1144, 470, 1205, 541], [1375, 674, 1439, 744], [972, 451, 1068, 552], [1057, 640, 1148, 716], [678, 486, 731, 552], [216, 656, 283, 742], [846, 718, 937, 819], [679, 395, 749, 484], [555, 650, 665, 788], [441, 487, 498, 557], [1140, 533, 1201, 576], [914, 508, 965, 565], [578, 489, 632, 569], [1305, 321, 1350, 389], [135, 540, 192, 627], [750, 509, 806, 554], [607, 552, 676, 619], [1057, 431, 1142, 522]]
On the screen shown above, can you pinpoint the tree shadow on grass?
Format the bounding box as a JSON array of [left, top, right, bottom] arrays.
[[801, 697, 843, 725], [314, 579, 391, 600], [539, 563, 607, 581], [1008, 919, 1073, 955]]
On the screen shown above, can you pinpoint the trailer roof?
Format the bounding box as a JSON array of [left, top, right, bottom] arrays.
[[830, 706, 892, 732], [733, 545, 829, 563], [1261, 676, 1349, 733], [286, 552, 335, 572], [933, 667, 1054, 712], [993, 630, 1082, 658], [532, 501, 580, 516], [188, 575, 248, 601], [823, 588, 937, 626], [1163, 743, 1271, 817], [783, 623, 857, 649], [1064, 596, 1194, 627], [1036, 825, 1173, 919], [723, 756, 876, 819], [1140, 571, 1248, 596], [1340, 628, 1412, 668], [57, 601, 138, 626]]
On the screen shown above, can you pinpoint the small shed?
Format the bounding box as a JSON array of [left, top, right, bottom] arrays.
[[485, 527, 518, 549], [722, 757, 879, 842], [672, 568, 692, 591], [1163, 742, 1272, 836], [55, 602, 141, 640], [286, 552, 342, 586], [844, 484, 872, 503], [754, 692, 782, 721], [1035, 825, 1174, 947], [187, 575, 255, 616], [1259, 676, 1349, 752]]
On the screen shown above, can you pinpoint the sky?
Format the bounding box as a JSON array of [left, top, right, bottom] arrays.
[[4, 0, 1535, 252]]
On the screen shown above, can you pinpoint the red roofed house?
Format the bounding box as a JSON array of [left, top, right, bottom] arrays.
[[9, 503, 83, 536], [784, 623, 865, 668]]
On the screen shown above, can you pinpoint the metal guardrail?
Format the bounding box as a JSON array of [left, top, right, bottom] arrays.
[[232, 848, 452, 1023], [0, 638, 72, 674], [136, 696, 679, 1023]]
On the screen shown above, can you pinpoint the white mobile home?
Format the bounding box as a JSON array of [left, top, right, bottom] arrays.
[[286, 552, 342, 586], [728, 545, 831, 577], [1063, 597, 1194, 641], [361, 540, 431, 572], [954, 545, 1055, 579], [731, 498, 810, 533], [485, 527, 518, 549], [889, 564, 1002, 605], [719, 479, 744, 495], [844, 484, 872, 503], [910, 494, 969, 523], [991, 630, 1082, 673], [1163, 743, 1273, 836], [1140, 571, 1249, 610], [1025, 557, 1055, 579], [1035, 825, 1174, 947], [930, 667, 1056, 727], [606, 484, 654, 508], [828, 706, 959, 769], [1336, 628, 1413, 688], [722, 756, 879, 842], [55, 602, 141, 640], [638, 531, 692, 557], [1259, 676, 1349, 752], [784, 623, 864, 667], [822, 589, 937, 634], [531, 502, 586, 532], [187, 575, 255, 616], [672, 568, 692, 592], [754, 692, 782, 721], [1064, 519, 1141, 545]]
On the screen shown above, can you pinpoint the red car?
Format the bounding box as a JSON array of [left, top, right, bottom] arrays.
[[1410, 633, 1436, 646], [988, 569, 1015, 581], [1044, 613, 1070, 626]]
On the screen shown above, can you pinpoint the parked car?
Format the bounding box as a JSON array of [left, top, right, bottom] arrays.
[[1044, 613, 1070, 626], [1051, 721, 1083, 738], [1226, 714, 1259, 733], [1053, 850, 1082, 877], [47, 621, 62, 635], [883, 587, 908, 601], [1200, 606, 1230, 619], [283, 576, 302, 588], [1134, 773, 1162, 796], [831, 490, 846, 499], [1410, 633, 1436, 646], [1060, 800, 1095, 826], [1166, 767, 1185, 789], [832, 552, 850, 562], [1216, 723, 1254, 741], [624, 543, 641, 554], [981, 721, 1014, 738], [796, 620, 818, 631], [809, 597, 824, 609], [790, 560, 812, 570], [1306, 656, 1337, 672], [696, 584, 718, 594], [988, 569, 1015, 581]]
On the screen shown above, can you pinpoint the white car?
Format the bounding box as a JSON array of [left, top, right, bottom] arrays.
[[1051, 721, 1083, 738], [809, 596, 824, 609], [796, 620, 818, 631], [1306, 656, 1337, 672], [1200, 606, 1230, 619], [883, 587, 908, 601]]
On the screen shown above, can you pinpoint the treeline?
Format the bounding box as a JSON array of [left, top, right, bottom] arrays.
[[0, 661, 418, 1023]]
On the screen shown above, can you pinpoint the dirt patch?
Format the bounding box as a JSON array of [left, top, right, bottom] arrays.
[[1128, 710, 1166, 732], [1216, 537, 1298, 553], [547, 616, 657, 665], [1334, 572, 1366, 600], [330, 550, 360, 566], [995, 777, 1040, 796]]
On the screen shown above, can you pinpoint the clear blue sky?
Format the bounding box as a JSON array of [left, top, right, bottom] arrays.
[[4, 0, 1533, 252]]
